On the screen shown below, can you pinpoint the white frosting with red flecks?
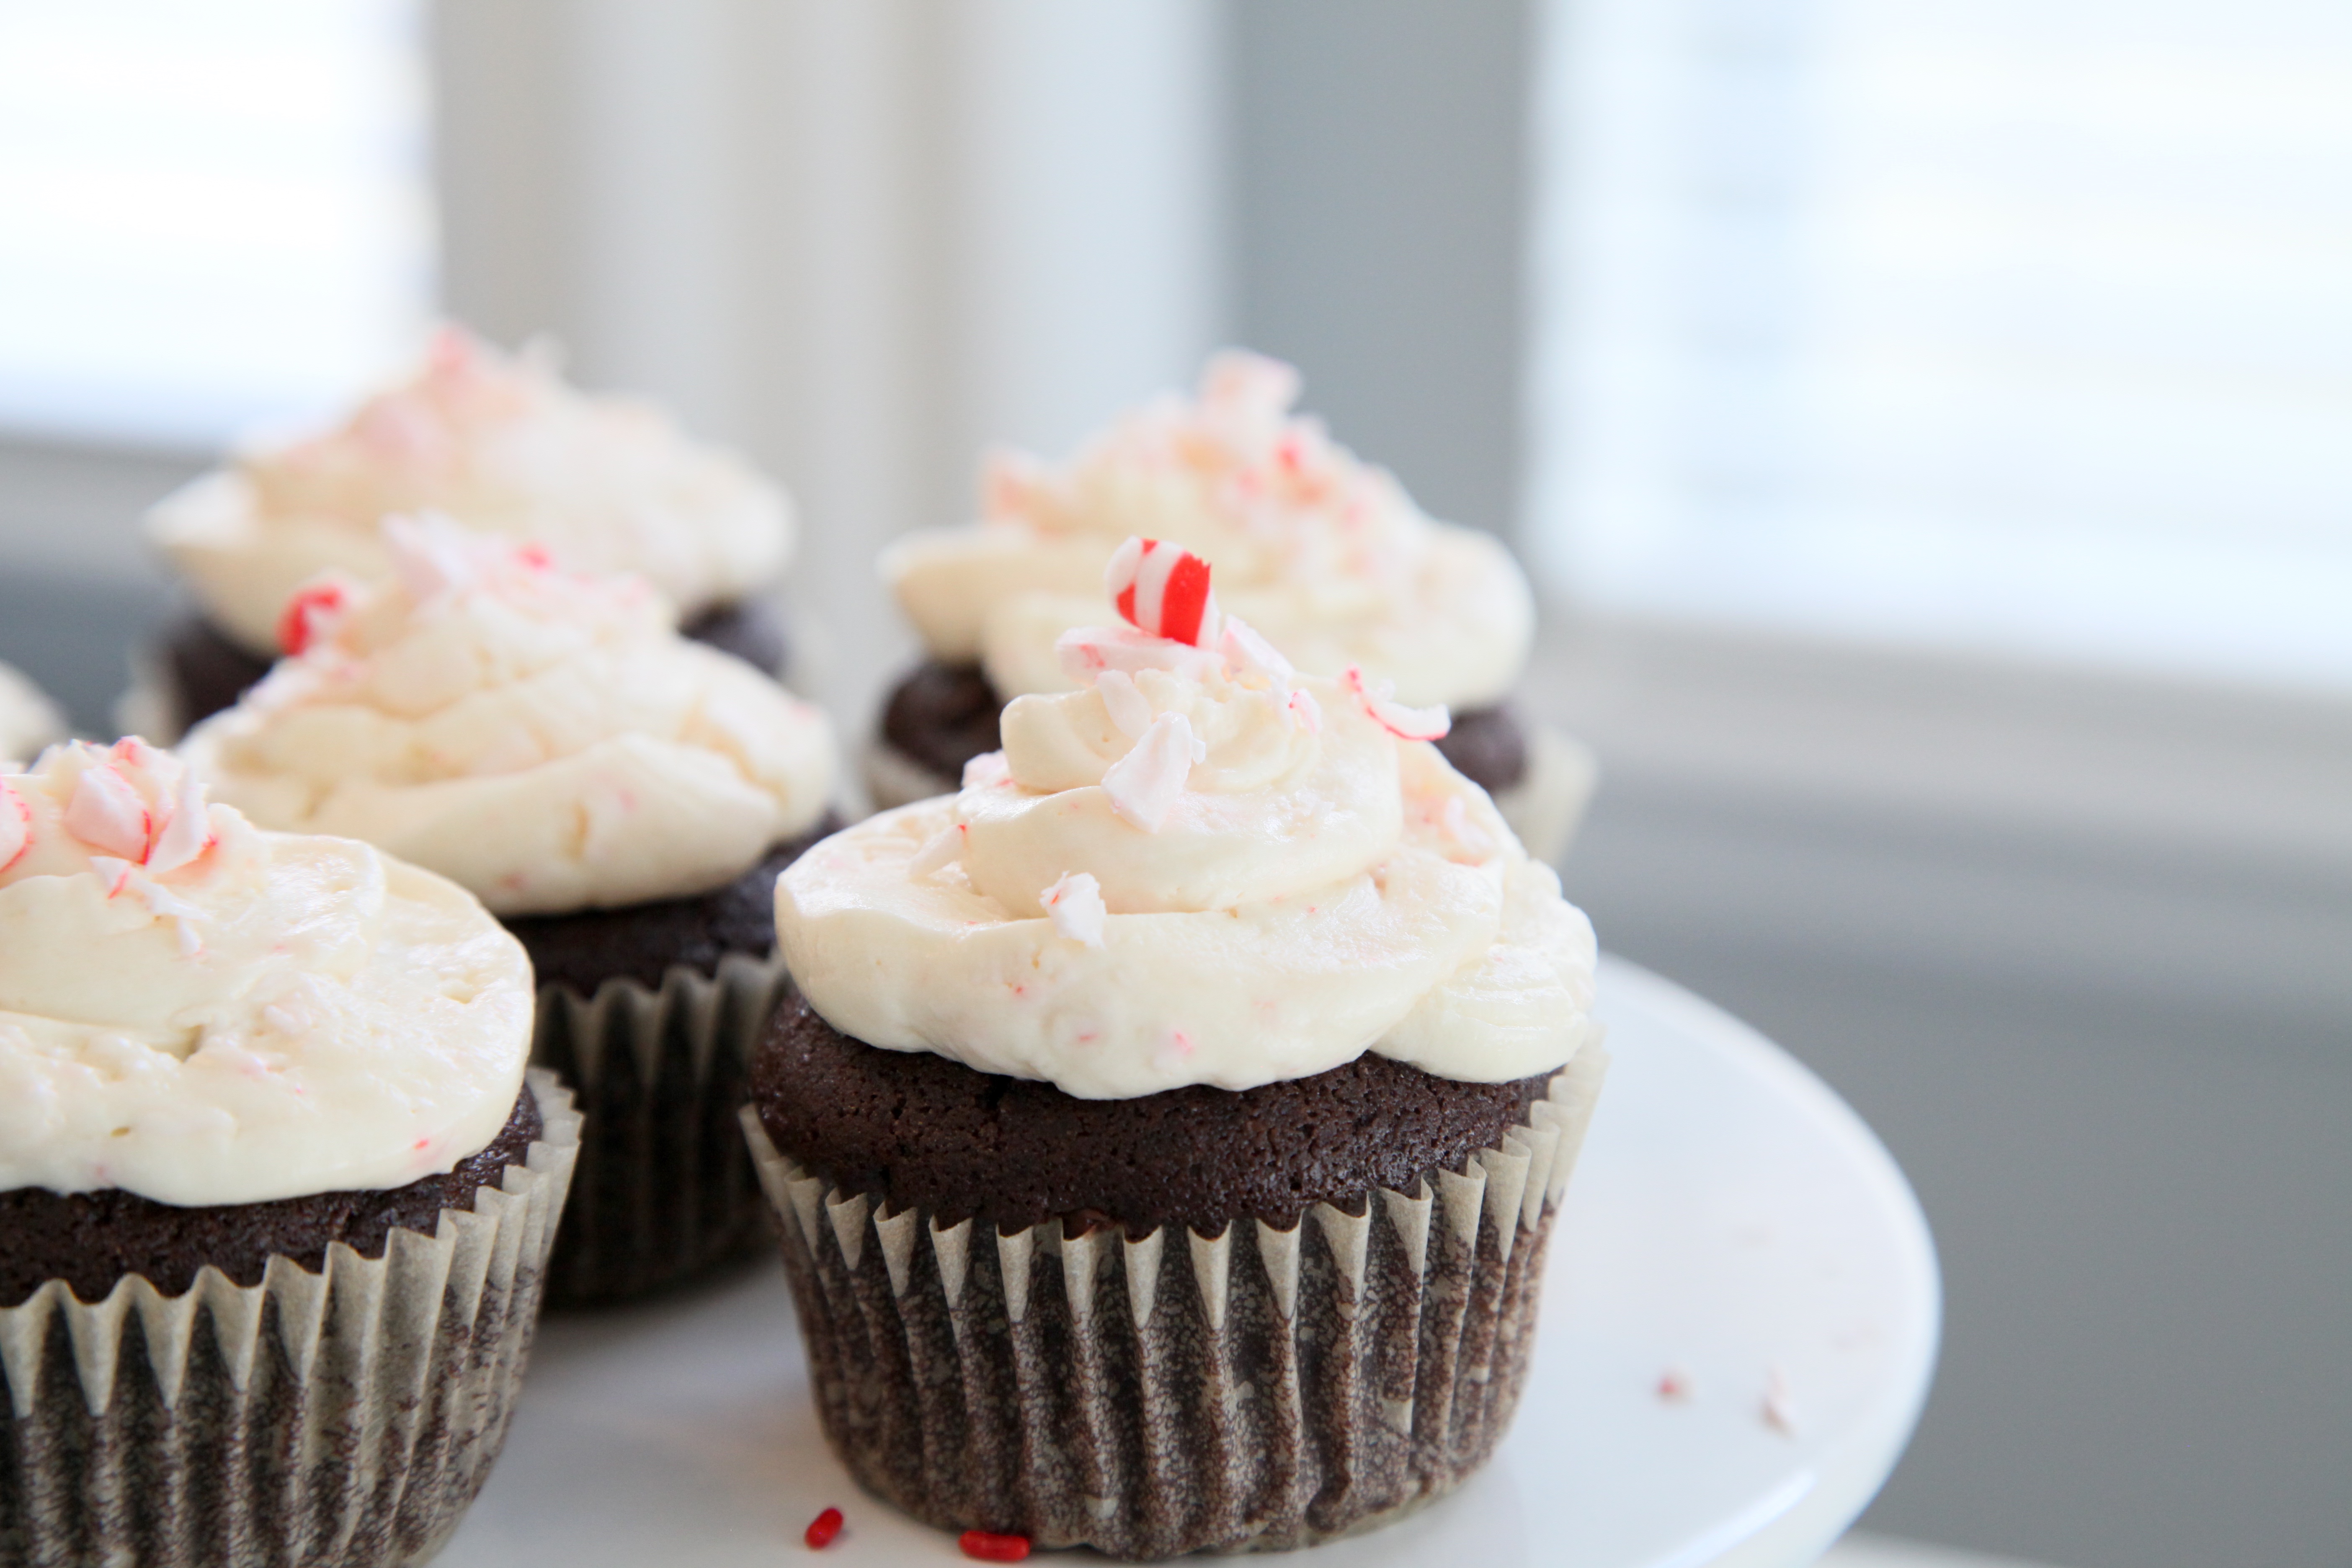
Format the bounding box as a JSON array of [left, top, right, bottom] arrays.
[[777, 558, 1593, 1099], [0, 740, 532, 1205], [882, 351, 1534, 710], [149, 327, 794, 656], [181, 516, 835, 916], [0, 663, 66, 769]]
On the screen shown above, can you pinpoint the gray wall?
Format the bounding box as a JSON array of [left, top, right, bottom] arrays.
[[1233, 0, 1533, 538], [0, 439, 192, 731]]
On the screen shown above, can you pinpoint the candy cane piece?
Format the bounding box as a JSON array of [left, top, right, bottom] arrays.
[[65, 763, 152, 861], [1095, 670, 1153, 740], [1100, 711, 1204, 832], [146, 761, 214, 876], [1106, 536, 1220, 647], [384, 512, 487, 604], [908, 821, 968, 880], [0, 781, 29, 874], [1040, 871, 1106, 949], [278, 575, 357, 656], [1342, 665, 1450, 742]]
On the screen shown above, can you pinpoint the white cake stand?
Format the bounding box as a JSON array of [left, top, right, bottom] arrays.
[[438, 957, 1940, 1567]]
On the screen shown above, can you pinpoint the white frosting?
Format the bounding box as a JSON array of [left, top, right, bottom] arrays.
[[0, 662, 66, 769], [0, 740, 532, 1205], [883, 352, 1535, 709], [183, 517, 836, 916], [778, 601, 1595, 1099], [150, 328, 794, 656]]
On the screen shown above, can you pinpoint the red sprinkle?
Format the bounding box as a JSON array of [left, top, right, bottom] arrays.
[[805, 1506, 844, 1548], [959, 1530, 1030, 1562]]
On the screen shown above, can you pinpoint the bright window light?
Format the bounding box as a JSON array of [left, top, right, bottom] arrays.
[[1529, 0, 2352, 691], [0, 0, 431, 450]]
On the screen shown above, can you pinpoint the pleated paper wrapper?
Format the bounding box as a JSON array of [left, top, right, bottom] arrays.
[[532, 950, 791, 1305], [746, 1042, 1609, 1559], [0, 1069, 581, 1568]]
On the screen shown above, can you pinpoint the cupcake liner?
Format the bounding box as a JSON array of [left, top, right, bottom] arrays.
[[744, 1042, 1609, 1558], [1491, 722, 1599, 867], [113, 654, 184, 748], [861, 736, 957, 813], [0, 1069, 580, 1568], [533, 950, 793, 1306]]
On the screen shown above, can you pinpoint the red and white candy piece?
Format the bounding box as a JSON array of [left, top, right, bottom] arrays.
[[1105, 537, 1220, 648], [278, 575, 357, 657], [1341, 665, 1450, 742], [1040, 870, 1106, 948], [0, 781, 31, 874], [64, 758, 153, 862], [1100, 710, 1205, 833]]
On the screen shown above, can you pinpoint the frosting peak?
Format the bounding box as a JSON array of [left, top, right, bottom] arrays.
[[0, 740, 533, 1206], [780, 544, 1594, 1099], [149, 326, 794, 656], [882, 351, 1535, 709], [183, 516, 836, 916]]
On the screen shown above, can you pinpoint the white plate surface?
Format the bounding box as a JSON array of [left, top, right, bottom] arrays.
[[439, 957, 1939, 1567]]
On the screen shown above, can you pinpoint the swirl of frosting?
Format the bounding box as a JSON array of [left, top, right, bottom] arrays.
[[0, 739, 532, 1206], [0, 661, 66, 769], [150, 326, 794, 655], [882, 351, 1535, 710], [182, 515, 836, 916], [780, 546, 1593, 1099]]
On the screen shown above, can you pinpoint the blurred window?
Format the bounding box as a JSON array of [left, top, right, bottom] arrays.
[[0, 0, 430, 450], [1529, 0, 2352, 691]]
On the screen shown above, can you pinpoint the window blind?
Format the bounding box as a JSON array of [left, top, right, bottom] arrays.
[[1529, 0, 2352, 690], [0, 0, 430, 449]]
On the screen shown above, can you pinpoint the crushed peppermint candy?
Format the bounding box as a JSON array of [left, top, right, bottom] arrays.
[[0, 781, 29, 873], [1040, 870, 1107, 948], [383, 511, 490, 605], [1658, 1367, 1693, 1403], [1342, 664, 1450, 742], [962, 751, 1012, 790], [1055, 623, 1223, 687], [1100, 710, 1204, 833], [908, 821, 968, 880], [1094, 669, 1154, 740], [9, 740, 232, 953], [277, 575, 358, 656], [64, 759, 155, 862], [1105, 536, 1220, 647]]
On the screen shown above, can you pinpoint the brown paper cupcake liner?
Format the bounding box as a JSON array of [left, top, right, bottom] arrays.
[[534, 950, 792, 1306], [0, 1069, 581, 1568], [744, 1041, 1608, 1558]]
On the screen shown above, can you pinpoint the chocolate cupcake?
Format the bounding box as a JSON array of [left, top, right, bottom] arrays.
[[751, 546, 1607, 1556], [0, 738, 577, 1568], [135, 325, 795, 738], [0, 662, 65, 768], [183, 517, 839, 1305], [869, 351, 1596, 861]]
